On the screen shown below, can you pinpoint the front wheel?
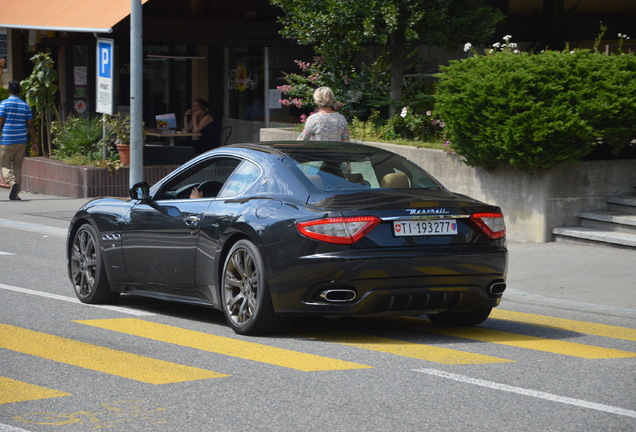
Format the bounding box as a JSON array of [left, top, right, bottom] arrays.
[[427, 307, 492, 327], [221, 240, 285, 335], [69, 224, 119, 304]]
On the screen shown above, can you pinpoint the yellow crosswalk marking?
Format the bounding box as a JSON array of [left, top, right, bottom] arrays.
[[76, 318, 372, 372], [427, 326, 636, 359], [491, 309, 636, 342], [0, 377, 71, 404], [0, 324, 226, 384], [397, 316, 636, 359], [300, 332, 513, 365]]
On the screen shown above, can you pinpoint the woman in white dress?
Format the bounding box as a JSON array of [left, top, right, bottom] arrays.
[[298, 87, 350, 142]]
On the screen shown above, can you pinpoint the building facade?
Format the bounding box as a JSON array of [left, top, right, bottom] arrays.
[[1, 0, 634, 145]]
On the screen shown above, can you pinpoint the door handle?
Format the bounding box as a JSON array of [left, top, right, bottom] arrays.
[[184, 215, 201, 226]]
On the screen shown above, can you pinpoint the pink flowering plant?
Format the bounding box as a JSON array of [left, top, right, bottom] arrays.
[[278, 56, 450, 146], [277, 56, 391, 120], [277, 57, 337, 112]]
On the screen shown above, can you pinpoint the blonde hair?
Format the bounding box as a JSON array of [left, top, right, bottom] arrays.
[[313, 86, 334, 108]]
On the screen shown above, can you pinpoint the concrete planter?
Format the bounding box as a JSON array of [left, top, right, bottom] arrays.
[[259, 128, 636, 243], [22, 157, 179, 199]]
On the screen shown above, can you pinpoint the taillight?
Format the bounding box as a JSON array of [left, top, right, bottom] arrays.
[[296, 216, 381, 244], [469, 212, 506, 239]]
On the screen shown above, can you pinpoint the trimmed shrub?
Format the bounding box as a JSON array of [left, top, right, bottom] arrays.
[[435, 49, 636, 171]]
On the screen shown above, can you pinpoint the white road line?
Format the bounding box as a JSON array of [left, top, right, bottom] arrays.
[[0, 423, 34, 432], [0, 251, 15, 255], [0, 218, 67, 237], [414, 368, 636, 419], [0, 284, 154, 317]]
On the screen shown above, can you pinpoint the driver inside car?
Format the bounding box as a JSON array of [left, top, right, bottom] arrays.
[[189, 180, 224, 199]]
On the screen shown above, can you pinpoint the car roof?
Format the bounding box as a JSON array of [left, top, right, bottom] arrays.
[[229, 141, 393, 158]]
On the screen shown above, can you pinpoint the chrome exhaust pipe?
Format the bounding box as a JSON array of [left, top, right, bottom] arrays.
[[320, 289, 357, 302], [489, 282, 507, 295]]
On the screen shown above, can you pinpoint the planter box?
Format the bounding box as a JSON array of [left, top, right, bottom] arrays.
[[259, 128, 636, 243], [22, 157, 180, 199]]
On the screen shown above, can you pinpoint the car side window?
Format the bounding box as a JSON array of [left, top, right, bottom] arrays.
[[217, 160, 262, 198], [157, 157, 242, 200]]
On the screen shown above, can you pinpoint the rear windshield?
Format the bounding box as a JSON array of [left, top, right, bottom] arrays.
[[285, 150, 443, 192]]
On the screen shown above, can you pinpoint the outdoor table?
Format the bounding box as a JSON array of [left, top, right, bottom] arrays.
[[145, 129, 201, 146]]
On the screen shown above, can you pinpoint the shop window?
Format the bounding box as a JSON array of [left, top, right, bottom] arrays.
[[226, 47, 264, 121], [142, 44, 191, 128]]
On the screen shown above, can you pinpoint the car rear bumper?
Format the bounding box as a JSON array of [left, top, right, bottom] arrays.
[[267, 247, 507, 316]]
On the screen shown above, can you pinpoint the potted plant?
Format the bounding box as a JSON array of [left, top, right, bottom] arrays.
[[106, 113, 131, 165]]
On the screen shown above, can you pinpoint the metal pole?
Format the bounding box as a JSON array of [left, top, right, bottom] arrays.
[[264, 47, 270, 129], [129, 0, 143, 187], [102, 114, 108, 159]]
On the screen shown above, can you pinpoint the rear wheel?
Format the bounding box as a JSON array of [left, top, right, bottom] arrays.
[[70, 224, 119, 304], [427, 307, 492, 326], [221, 240, 285, 335]]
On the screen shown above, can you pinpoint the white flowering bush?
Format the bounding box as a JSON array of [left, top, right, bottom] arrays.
[[382, 107, 446, 142], [464, 35, 520, 55], [435, 36, 636, 171]]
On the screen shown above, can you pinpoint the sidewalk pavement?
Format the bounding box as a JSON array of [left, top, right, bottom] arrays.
[[1, 191, 635, 319]]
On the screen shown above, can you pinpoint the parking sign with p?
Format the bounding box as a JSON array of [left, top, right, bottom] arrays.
[[99, 42, 112, 78], [96, 38, 114, 115]]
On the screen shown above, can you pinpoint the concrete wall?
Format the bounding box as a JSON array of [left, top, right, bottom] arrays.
[[259, 128, 636, 243]]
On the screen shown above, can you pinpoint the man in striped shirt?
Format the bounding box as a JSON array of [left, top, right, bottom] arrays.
[[0, 80, 39, 200]]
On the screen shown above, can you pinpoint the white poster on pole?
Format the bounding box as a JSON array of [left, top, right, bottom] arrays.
[[96, 38, 114, 115]]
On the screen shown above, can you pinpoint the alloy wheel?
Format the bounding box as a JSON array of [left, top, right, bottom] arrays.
[[223, 247, 258, 326], [71, 227, 98, 298]]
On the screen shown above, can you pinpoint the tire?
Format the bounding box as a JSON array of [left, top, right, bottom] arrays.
[[221, 240, 285, 335], [69, 224, 119, 304], [427, 307, 492, 327]]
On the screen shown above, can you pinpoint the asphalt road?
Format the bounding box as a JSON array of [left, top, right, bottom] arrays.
[[0, 193, 635, 431]]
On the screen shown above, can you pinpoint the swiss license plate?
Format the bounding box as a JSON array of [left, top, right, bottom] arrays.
[[393, 219, 458, 236]]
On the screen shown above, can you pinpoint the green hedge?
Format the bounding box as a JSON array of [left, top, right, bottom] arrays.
[[435, 50, 636, 171]]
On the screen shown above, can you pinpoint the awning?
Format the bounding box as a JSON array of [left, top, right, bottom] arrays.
[[0, 0, 150, 34]]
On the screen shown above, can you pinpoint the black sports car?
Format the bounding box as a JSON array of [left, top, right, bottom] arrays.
[[67, 141, 507, 335]]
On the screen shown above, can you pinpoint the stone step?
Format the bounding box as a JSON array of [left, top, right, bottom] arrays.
[[552, 226, 636, 249], [607, 195, 636, 215], [579, 211, 636, 234]]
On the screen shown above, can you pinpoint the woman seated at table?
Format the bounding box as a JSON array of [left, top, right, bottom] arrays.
[[183, 98, 216, 154]]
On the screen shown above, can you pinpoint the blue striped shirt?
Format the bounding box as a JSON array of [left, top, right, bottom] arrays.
[[0, 95, 34, 145]]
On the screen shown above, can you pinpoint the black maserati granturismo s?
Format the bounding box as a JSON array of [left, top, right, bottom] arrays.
[[67, 141, 507, 335]]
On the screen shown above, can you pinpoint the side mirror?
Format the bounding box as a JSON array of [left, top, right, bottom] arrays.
[[129, 182, 150, 201]]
